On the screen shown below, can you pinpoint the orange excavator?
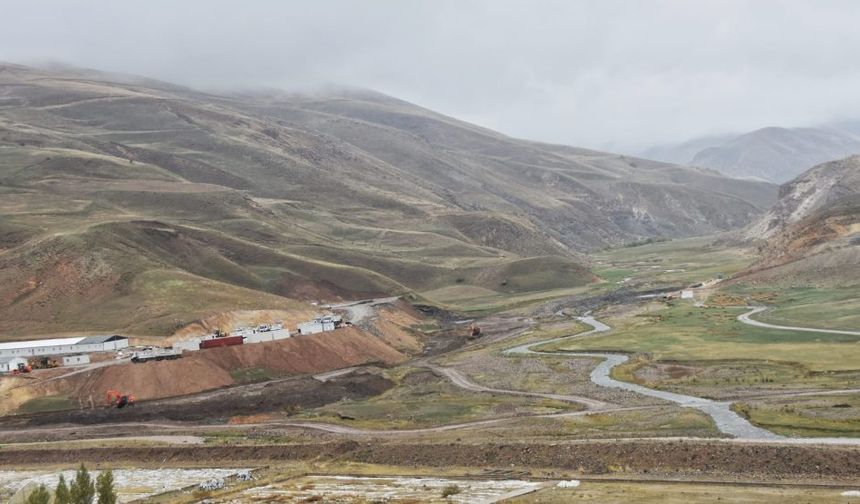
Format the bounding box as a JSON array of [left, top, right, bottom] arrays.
[[106, 389, 136, 409], [11, 363, 32, 375]]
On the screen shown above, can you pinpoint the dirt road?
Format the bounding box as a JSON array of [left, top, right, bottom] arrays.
[[502, 313, 860, 443], [738, 306, 860, 336], [426, 364, 613, 410], [327, 297, 399, 324]]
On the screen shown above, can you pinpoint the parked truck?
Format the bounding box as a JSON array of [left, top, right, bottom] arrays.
[[131, 348, 182, 363], [199, 335, 244, 349]]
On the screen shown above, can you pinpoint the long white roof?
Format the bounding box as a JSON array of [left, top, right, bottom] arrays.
[[0, 337, 86, 351]]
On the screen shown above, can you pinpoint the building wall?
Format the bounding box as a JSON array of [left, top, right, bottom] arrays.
[[0, 357, 29, 372], [246, 329, 292, 344], [298, 322, 324, 335], [271, 329, 292, 341], [0, 339, 129, 358], [174, 340, 201, 353], [62, 354, 91, 366]]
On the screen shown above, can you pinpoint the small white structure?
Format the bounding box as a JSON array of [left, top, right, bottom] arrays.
[[231, 327, 256, 338], [245, 328, 291, 344], [0, 335, 129, 359], [62, 354, 91, 366], [0, 356, 29, 373], [174, 339, 202, 353], [681, 290, 695, 299], [297, 315, 340, 335]]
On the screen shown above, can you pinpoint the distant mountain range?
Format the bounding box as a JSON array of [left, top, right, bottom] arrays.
[[642, 125, 860, 184], [0, 63, 775, 336]]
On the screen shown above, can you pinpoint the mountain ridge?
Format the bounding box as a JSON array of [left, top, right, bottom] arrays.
[[0, 62, 776, 336], [739, 155, 860, 286], [641, 125, 860, 183]]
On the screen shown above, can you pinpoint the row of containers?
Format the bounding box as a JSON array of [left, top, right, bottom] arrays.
[[172, 315, 344, 353]]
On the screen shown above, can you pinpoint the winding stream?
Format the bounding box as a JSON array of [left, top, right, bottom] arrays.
[[505, 315, 784, 440]]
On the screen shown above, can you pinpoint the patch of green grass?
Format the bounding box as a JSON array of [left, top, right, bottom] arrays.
[[611, 357, 860, 398], [17, 395, 75, 414], [423, 285, 592, 315], [299, 368, 578, 429], [230, 367, 274, 383], [594, 268, 636, 284], [723, 285, 860, 331], [592, 235, 756, 287], [470, 406, 719, 440], [733, 394, 860, 438], [546, 303, 860, 371]]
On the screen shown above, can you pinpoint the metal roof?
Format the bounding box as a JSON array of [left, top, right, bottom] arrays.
[[77, 335, 125, 345], [0, 335, 126, 351], [0, 337, 85, 351]]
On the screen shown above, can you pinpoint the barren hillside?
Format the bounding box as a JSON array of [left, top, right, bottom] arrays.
[[0, 63, 777, 336], [740, 156, 860, 286]]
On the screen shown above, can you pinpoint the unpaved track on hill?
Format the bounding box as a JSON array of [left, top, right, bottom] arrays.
[[738, 306, 860, 336], [426, 365, 613, 410], [328, 297, 399, 324]]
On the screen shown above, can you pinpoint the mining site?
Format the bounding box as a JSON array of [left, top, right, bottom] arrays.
[[2, 4, 860, 502]]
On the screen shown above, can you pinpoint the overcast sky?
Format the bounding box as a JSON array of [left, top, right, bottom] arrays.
[[2, 0, 860, 152]]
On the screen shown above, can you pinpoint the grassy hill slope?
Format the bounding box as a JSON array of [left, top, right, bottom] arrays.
[[0, 63, 776, 336]]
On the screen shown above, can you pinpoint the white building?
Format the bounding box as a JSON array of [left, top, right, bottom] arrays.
[[680, 290, 695, 299], [62, 354, 91, 366], [0, 335, 129, 359], [174, 339, 202, 353], [245, 328, 291, 344], [297, 315, 341, 335], [0, 356, 29, 373]]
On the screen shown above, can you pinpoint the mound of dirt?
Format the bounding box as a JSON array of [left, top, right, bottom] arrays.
[[368, 318, 423, 354], [8, 328, 405, 410], [191, 327, 404, 380], [363, 303, 425, 354]]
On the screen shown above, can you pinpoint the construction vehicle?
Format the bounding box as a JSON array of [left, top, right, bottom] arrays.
[[106, 389, 136, 408], [11, 362, 32, 375]]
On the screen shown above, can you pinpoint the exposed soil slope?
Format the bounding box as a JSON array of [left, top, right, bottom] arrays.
[[740, 156, 860, 286], [1, 328, 405, 413], [3, 373, 394, 426]]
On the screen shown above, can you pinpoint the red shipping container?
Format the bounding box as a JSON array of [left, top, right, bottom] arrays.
[[199, 336, 244, 349]]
